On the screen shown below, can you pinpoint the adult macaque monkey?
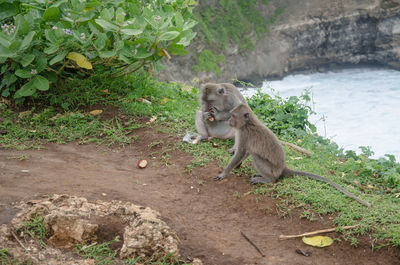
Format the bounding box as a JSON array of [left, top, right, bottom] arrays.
[[194, 83, 247, 153], [194, 83, 312, 156], [215, 104, 371, 207]]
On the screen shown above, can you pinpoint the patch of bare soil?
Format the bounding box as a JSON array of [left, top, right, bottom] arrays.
[[0, 127, 399, 265]]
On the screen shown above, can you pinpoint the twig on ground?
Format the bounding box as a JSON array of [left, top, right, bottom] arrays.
[[11, 231, 27, 251], [279, 225, 359, 240], [280, 140, 312, 157], [240, 230, 265, 257]]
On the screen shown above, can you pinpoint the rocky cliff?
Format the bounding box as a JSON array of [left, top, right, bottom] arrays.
[[158, 0, 400, 84]]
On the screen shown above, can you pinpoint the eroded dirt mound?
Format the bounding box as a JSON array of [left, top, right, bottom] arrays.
[[0, 194, 187, 264]]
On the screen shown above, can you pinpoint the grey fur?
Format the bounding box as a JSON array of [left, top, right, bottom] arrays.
[[215, 104, 371, 207], [194, 83, 247, 151]]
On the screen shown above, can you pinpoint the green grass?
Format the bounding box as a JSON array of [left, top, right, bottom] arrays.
[[1, 73, 399, 248], [0, 248, 32, 265], [16, 213, 47, 247], [74, 237, 120, 265]]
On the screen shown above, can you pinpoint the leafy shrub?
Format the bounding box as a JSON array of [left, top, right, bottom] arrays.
[[0, 0, 197, 100], [248, 89, 316, 138]]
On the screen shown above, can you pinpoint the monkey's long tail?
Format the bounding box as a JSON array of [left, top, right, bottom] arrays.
[[283, 168, 371, 207]]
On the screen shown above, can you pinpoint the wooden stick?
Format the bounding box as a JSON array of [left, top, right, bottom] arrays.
[[280, 140, 312, 157], [279, 225, 358, 240], [11, 231, 27, 251], [240, 231, 265, 257]]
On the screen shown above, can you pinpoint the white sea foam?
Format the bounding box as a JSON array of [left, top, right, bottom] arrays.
[[242, 68, 400, 160]]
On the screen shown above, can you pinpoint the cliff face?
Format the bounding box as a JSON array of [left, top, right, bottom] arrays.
[[158, 0, 400, 84]]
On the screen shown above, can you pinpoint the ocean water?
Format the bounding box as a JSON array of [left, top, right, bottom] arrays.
[[241, 68, 400, 160]]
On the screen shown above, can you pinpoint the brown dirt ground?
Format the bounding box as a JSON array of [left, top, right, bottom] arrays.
[[0, 127, 399, 265]]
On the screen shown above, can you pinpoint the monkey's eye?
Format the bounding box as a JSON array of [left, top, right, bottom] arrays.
[[217, 88, 224, 94]]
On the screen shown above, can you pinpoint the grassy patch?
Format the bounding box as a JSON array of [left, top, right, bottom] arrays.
[[0, 248, 31, 265], [2, 73, 399, 248], [74, 237, 119, 265], [16, 213, 47, 247], [0, 73, 196, 149]]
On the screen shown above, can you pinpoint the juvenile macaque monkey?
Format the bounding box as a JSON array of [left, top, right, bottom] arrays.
[[215, 104, 371, 207], [194, 83, 247, 152]]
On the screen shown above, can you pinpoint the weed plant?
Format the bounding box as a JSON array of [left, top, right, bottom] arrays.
[[0, 248, 32, 265], [16, 213, 47, 247]]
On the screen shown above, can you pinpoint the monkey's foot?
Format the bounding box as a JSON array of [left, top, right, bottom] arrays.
[[208, 136, 213, 141], [250, 176, 275, 185], [228, 147, 236, 154], [214, 174, 226, 181], [235, 162, 242, 169]]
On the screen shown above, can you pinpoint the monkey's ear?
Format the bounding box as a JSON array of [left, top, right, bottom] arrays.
[[244, 113, 250, 121], [217, 87, 225, 95]]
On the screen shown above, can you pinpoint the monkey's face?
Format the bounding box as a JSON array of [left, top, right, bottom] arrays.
[[230, 104, 250, 128], [204, 86, 225, 104], [229, 112, 249, 128]]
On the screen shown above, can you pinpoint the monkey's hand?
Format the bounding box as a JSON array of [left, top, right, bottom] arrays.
[[214, 173, 226, 180], [202, 111, 215, 122]]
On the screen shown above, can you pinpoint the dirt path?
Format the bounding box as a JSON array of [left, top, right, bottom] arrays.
[[0, 128, 399, 265]]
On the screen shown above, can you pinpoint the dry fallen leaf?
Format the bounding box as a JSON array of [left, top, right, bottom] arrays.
[[138, 98, 152, 105], [146, 116, 157, 125], [66, 52, 93, 69], [302, 236, 333, 248], [89, 109, 103, 115], [212, 142, 219, 148], [137, 159, 148, 169]]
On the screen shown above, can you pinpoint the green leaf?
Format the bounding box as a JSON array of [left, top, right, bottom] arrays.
[[168, 43, 188, 56], [0, 3, 18, 21], [133, 48, 152, 59], [2, 89, 10, 97], [98, 50, 116, 58], [0, 35, 10, 48], [49, 51, 68, 65], [174, 12, 184, 31], [94, 33, 107, 50], [120, 28, 143, 36], [44, 44, 59, 54], [183, 19, 197, 31], [43, 7, 60, 21], [159, 31, 179, 41], [100, 7, 114, 21], [45, 29, 58, 43], [8, 40, 21, 52], [116, 7, 125, 23], [1, 73, 17, 88], [14, 80, 36, 98], [15, 69, 32, 78], [0, 45, 15, 57], [15, 14, 30, 36], [176, 31, 197, 46], [33, 75, 49, 91], [95, 19, 120, 32], [35, 56, 48, 72], [19, 31, 36, 51], [52, 0, 68, 7], [20, 54, 35, 67], [1, 64, 7, 74]]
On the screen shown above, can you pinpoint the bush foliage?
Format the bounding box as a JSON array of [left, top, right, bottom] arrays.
[[0, 0, 197, 100]]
